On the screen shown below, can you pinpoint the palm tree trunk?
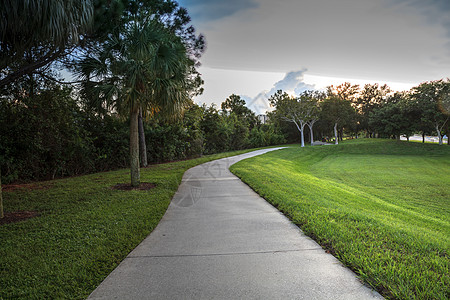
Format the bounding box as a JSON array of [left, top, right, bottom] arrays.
[[0, 168, 3, 219], [130, 107, 140, 187], [138, 107, 148, 167]]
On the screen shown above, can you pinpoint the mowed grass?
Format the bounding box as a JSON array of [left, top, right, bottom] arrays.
[[230, 139, 449, 300], [0, 148, 270, 299]]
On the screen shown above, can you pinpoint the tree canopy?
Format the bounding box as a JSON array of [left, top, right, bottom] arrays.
[[0, 0, 93, 88]]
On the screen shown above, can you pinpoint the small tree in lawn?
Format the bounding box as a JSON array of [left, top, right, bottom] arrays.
[[303, 90, 325, 145], [269, 91, 304, 146], [269, 90, 317, 147]]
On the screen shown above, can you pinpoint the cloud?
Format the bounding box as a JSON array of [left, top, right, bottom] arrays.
[[188, 0, 450, 83], [178, 0, 258, 22], [270, 70, 316, 95], [243, 69, 315, 115], [388, 0, 450, 40]]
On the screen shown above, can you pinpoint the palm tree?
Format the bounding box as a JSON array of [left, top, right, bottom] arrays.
[[78, 18, 191, 186], [0, 0, 93, 87], [0, 169, 3, 219]]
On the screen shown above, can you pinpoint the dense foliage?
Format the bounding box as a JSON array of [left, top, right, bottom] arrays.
[[0, 89, 284, 183], [270, 79, 450, 145]]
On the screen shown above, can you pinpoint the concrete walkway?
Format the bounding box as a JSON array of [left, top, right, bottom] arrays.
[[88, 148, 383, 299]]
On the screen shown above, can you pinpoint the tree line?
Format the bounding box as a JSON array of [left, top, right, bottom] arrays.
[[0, 91, 284, 184], [269, 79, 450, 146]]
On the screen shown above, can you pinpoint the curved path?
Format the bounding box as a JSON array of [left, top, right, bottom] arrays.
[[88, 148, 383, 299]]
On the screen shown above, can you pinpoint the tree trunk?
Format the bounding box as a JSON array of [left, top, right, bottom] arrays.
[[422, 132, 425, 143], [0, 168, 3, 219], [138, 107, 148, 167], [436, 123, 443, 145], [446, 121, 450, 145], [334, 123, 338, 145], [293, 121, 306, 147], [130, 107, 140, 187], [407, 136, 410, 142], [309, 125, 314, 145], [300, 128, 305, 147]]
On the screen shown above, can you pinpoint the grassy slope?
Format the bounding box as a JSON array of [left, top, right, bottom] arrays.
[[0, 148, 271, 299], [230, 139, 449, 300]]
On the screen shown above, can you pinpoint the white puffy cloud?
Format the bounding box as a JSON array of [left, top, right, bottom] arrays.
[[243, 69, 315, 115]]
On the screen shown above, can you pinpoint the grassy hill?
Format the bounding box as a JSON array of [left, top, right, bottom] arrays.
[[230, 139, 449, 300]]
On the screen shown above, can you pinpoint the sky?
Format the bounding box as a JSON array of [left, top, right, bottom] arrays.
[[178, 0, 450, 114]]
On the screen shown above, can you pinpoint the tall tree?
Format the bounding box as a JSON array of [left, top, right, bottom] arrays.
[[327, 83, 359, 141], [80, 0, 205, 96], [221, 94, 258, 128], [200, 104, 232, 154], [303, 90, 324, 145], [78, 18, 191, 186], [410, 79, 450, 145], [369, 92, 414, 140], [0, 168, 2, 218], [332, 82, 360, 104], [81, 1, 205, 169], [356, 83, 392, 137], [320, 93, 355, 145]]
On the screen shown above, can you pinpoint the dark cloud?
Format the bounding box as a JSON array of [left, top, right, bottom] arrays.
[[389, 0, 450, 39], [178, 0, 258, 22], [187, 0, 449, 104]]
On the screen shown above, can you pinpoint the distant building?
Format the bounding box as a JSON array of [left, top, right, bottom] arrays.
[[257, 114, 269, 124]]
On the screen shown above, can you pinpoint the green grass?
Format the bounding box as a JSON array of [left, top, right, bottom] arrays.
[[407, 139, 449, 144], [230, 139, 449, 300], [0, 147, 274, 299]]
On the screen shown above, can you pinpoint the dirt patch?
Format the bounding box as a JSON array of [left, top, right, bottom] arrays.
[[0, 211, 40, 225], [3, 183, 54, 192], [111, 182, 156, 191]]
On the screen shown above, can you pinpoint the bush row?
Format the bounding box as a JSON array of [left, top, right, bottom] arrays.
[[0, 88, 285, 183]]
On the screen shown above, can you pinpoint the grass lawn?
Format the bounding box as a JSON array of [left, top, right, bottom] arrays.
[[230, 139, 449, 300], [0, 148, 272, 299]]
